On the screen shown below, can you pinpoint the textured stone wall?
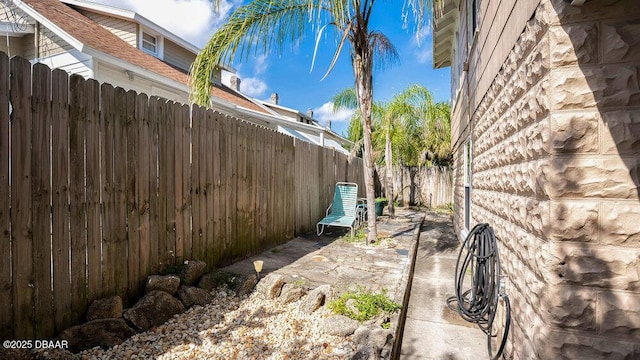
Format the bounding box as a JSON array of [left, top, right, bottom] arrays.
[[452, 0, 640, 358]]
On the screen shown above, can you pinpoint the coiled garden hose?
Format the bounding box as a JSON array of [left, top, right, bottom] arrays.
[[447, 223, 511, 360]]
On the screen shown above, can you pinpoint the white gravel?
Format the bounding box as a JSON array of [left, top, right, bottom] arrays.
[[45, 288, 357, 360]]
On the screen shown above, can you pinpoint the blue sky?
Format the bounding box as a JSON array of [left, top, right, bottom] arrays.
[[90, 0, 451, 136]]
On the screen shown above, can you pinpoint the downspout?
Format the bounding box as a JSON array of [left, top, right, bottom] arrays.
[[34, 22, 39, 61]]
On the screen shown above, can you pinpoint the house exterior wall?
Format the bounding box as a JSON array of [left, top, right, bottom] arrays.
[[39, 25, 71, 57], [79, 10, 137, 47], [163, 38, 195, 73], [95, 61, 188, 103], [449, 0, 640, 358], [0, 36, 28, 58]]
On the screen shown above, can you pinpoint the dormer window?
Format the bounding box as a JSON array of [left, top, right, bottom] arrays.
[[142, 32, 157, 53], [139, 28, 163, 59]]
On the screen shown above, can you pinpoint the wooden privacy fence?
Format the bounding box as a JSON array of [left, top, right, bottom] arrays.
[[0, 54, 364, 340], [377, 165, 452, 207]]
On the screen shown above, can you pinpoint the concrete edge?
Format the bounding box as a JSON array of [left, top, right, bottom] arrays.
[[390, 213, 424, 360]]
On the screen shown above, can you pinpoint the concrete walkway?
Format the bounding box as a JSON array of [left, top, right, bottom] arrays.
[[398, 211, 486, 359], [221, 209, 488, 359]]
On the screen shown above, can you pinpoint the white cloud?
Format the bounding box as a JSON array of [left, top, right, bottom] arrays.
[[253, 54, 268, 75], [415, 47, 432, 64], [88, 0, 237, 47], [313, 102, 355, 125], [240, 77, 268, 97]]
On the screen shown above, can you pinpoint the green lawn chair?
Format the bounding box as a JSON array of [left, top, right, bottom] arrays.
[[317, 182, 359, 236]]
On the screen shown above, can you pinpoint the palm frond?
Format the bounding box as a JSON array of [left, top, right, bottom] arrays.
[[190, 0, 317, 105], [369, 31, 399, 71]]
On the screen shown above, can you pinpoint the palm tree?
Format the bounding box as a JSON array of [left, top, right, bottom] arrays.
[[190, 0, 431, 244], [423, 101, 451, 166], [334, 85, 434, 215]]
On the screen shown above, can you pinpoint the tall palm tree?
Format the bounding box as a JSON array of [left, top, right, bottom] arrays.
[[190, 0, 431, 244], [334, 85, 434, 215]]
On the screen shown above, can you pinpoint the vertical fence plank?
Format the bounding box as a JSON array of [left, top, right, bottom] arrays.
[[136, 93, 151, 282], [165, 101, 176, 268], [68, 74, 88, 327], [212, 113, 223, 264], [31, 63, 53, 338], [204, 110, 215, 266], [125, 90, 140, 303], [155, 97, 168, 270], [190, 105, 202, 261], [85, 79, 101, 303], [179, 104, 191, 260], [0, 53, 11, 340], [100, 84, 116, 297], [112, 87, 128, 297], [148, 97, 160, 273], [236, 122, 247, 255], [10, 56, 34, 338], [51, 68, 71, 334]]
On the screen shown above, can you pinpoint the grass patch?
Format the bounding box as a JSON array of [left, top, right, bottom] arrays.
[[342, 228, 367, 244], [434, 203, 454, 215], [327, 286, 401, 323]]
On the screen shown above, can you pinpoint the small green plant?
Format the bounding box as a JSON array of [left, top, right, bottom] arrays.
[[434, 203, 454, 215], [328, 286, 401, 322], [292, 278, 306, 288], [342, 228, 367, 244]]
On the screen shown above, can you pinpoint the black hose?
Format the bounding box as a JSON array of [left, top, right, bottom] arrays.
[[447, 223, 511, 360]]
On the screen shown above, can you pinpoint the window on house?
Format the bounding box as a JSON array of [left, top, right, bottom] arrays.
[[142, 32, 157, 54], [468, 0, 479, 47], [463, 138, 472, 231]]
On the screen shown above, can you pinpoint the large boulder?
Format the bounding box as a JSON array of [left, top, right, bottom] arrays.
[[300, 284, 331, 314], [322, 315, 359, 336], [145, 274, 181, 295], [123, 290, 185, 331], [237, 274, 258, 297], [353, 326, 393, 350], [177, 285, 213, 308], [278, 283, 306, 304], [197, 273, 219, 291], [256, 273, 285, 299], [58, 318, 136, 353], [181, 260, 207, 285], [86, 295, 123, 321]]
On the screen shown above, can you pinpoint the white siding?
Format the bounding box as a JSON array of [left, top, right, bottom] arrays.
[[37, 50, 93, 78], [39, 26, 72, 57], [163, 39, 195, 73], [0, 36, 28, 58], [95, 62, 189, 103], [79, 10, 137, 47]]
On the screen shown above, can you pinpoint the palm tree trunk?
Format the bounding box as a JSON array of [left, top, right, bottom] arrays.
[[353, 52, 377, 245], [385, 129, 395, 216]]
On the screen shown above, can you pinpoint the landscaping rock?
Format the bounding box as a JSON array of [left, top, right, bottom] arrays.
[[350, 346, 379, 360], [322, 315, 359, 336], [177, 285, 213, 308], [237, 274, 258, 297], [197, 272, 219, 291], [346, 298, 361, 317], [58, 318, 136, 353], [300, 284, 331, 314], [181, 260, 207, 285], [145, 274, 181, 295], [86, 295, 123, 321], [123, 290, 185, 331], [256, 273, 285, 299], [353, 326, 392, 349], [278, 283, 306, 304]]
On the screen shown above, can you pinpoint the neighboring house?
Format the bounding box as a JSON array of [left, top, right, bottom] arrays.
[[256, 93, 352, 155], [0, 0, 350, 152], [433, 0, 639, 359]]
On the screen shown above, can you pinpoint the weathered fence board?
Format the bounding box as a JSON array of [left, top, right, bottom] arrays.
[[31, 63, 54, 338], [0, 53, 11, 340], [378, 165, 453, 207], [2, 57, 365, 340], [51, 68, 71, 334], [10, 56, 34, 339]]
